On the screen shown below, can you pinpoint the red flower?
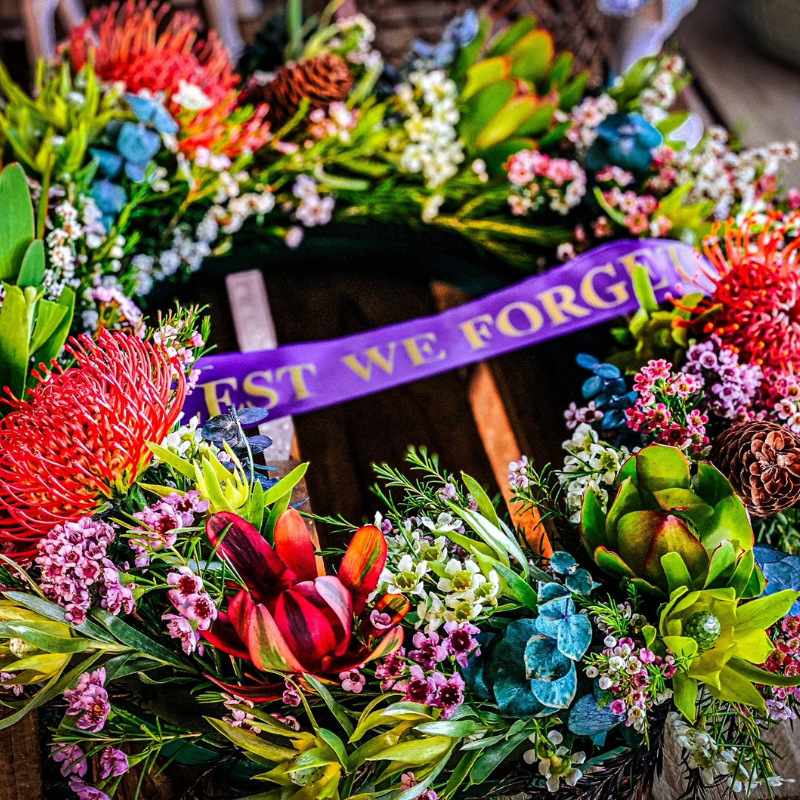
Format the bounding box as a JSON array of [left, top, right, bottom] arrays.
[[67, 1, 269, 158], [0, 329, 185, 558], [203, 509, 408, 678], [684, 214, 800, 372]]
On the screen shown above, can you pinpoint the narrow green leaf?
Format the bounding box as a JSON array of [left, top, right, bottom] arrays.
[[461, 473, 501, 530], [17, 240, 45, 287], [0, 622, 92, 653], [444, 750, 480, 797], [0, 286, 30, 400], [91, 609, 192, 670], [146, 442, 197, 479], [206, 717, 296, 763], [0, 650, 102, 731], [492, 561, 538, 611], [318, 728, 349, 769], [246, 477, 265, 531], [29, 298, 67, 354], [366, 735, 452, 764], [415, 719, 476, 738], [4, 591, 116, 643], [347, 731, 398, 772], [31, 286, 73, 369], [263, 463, 308, 505], [470, 730, 530, 784], [305, 674, 355, 736]]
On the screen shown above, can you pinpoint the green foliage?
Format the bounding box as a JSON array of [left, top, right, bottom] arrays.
[[206, 691, 468, 800], [454, 15, 588, 170], [0, 60, 123, 181], [609, 266, 699, 374], [0, 164, 74, 407], [609, 55, 691, 114], [581, 445, 761, 598], [660, 587, 800, 722], [0, 588, 192, 731]]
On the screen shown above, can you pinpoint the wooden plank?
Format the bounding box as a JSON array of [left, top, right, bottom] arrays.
[[226, 269, 296, 460], [487, 326, 614, 471], [0, 710, 42, 800], [677, 0, 800, 188], [263, 270, 499, 543]]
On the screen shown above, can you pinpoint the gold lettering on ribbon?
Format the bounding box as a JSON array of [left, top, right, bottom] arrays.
[[580, 264, 630, 309], [200, 377, 238, 418], [536, 285, 591, 325], [242, 370, 279, 410], [276, 364, 317, 400], [341, 344, 398, 381], [619, 246, 669, 291], [402, 333, 446, 366], [460, 314, 495, 350], [496, 302, 544, 336]]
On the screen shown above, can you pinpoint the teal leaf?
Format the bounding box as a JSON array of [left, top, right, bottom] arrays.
[[116, 121, 161, 165], [538, 582, 570, 604], [568, 693, 623, 736], [557, 612, 592, 661], [524, 635, 571, 682], [549, 551, 577, 574], [493, 668, 545, 717], [565, 568, 594, 595], [531, 662, 577, 709]]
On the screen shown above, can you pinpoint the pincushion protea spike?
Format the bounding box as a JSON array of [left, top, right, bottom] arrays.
[[67, 1, 270, 158], [680, 213, 800, 373], [203, 509, 409, 679], [0, 329, 185, 559]]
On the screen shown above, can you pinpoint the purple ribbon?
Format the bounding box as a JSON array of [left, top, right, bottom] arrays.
[[183, 238, 702, 421]]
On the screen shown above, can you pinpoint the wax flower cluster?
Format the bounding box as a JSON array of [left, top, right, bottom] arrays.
[[506, 150, 587, 217], [36, 517, 134, 626], [761, 615, 800, 721], [625, 359, 709, 454], [584, 635, 675, 733], [394, 69, 464, 190]]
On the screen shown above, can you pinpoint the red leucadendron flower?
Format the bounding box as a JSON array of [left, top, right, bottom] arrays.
[[0, 329, 186, 558], [203, 509, 409, 685], [684, 213, 800, 373], [67, 1, 270, 158]]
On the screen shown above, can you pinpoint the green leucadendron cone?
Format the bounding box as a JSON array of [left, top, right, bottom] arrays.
[[0, 163, 74, 410], [660, 586, 800, 722], [581, 444, 763, 598]]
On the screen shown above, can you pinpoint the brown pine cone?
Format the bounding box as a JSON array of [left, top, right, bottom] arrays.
[[241, 54, 354, 128], [709, 420, 800, 516]]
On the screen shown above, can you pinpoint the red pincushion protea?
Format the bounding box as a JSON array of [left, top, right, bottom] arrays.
[[67, 1, 270, 158], [685, 213, 800, 373], [0, 329, 186, 558]]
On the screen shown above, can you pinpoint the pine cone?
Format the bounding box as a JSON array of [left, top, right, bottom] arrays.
[[709, 420, 800, 516], [241, 53, 354, 128]]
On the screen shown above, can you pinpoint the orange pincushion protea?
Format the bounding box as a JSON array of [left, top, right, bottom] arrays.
[[0, 329, 186, 559], [68, 1, 270, 158], [684, 213, 800, 373]]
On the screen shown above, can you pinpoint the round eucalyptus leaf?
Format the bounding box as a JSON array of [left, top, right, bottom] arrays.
[[532, 662, 577, 709], [524, 634, 571, 682]]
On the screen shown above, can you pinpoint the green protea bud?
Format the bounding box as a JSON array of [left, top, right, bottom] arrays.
[[291, 766, 324, 787], [683, 610, 721, 653]]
